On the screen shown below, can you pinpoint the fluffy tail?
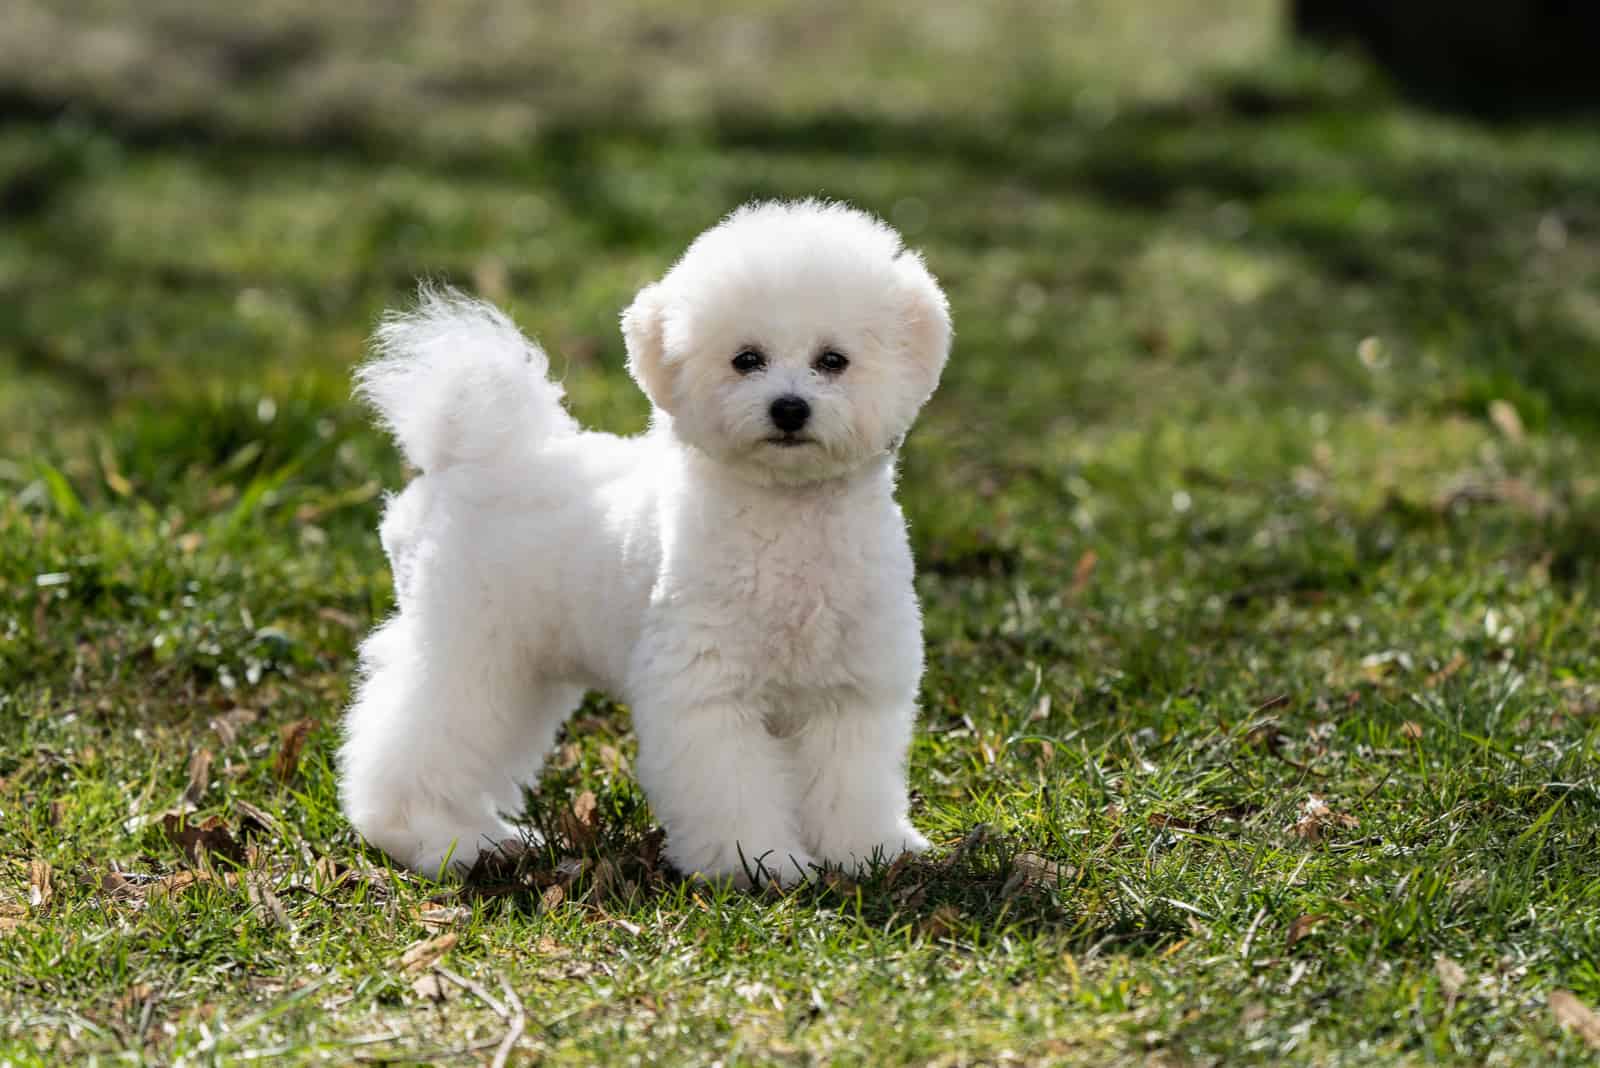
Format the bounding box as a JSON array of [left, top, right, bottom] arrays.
[[355, 285, 576, 472]]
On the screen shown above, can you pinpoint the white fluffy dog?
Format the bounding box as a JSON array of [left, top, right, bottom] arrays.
[[339, 199, 951, 887]]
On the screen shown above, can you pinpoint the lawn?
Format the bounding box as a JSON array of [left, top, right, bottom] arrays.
[[3, 1, 1600, 1064]]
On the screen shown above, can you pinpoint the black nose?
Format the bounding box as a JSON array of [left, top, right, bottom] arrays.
[[769, 394, 811, 433]]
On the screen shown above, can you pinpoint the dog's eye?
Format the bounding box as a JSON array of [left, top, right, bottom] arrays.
[[731, 349, 766, 374], [814, 350, 849, 374]]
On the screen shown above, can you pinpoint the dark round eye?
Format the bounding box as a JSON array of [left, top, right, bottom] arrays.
[[732, 349, 766, 374], [815, 349, 849, 374]]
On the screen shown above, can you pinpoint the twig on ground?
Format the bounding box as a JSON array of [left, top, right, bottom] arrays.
[[492, 975, 527, 1068]]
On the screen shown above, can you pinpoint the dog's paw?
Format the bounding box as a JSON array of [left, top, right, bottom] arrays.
[[814, 819, 930, 872], [670, 840, 817, 891]]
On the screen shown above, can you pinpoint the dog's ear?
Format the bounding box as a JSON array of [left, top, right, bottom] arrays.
[[894, 250, 952, 398], [622, 283, 676, 413]]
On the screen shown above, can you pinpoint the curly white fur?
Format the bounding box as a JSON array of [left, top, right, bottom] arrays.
[[339, 200, 951, 886]]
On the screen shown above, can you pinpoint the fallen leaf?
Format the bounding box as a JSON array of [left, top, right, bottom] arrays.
[[28, 860, 52, 910], [273, 719, 316, 783], [0, 903, 24, 935], [149, 870, 214, 899], [1400, 721, 1425, 741], [636, 827, 666, 875], [400, 933, 459, 974], [1552, 989, 1600, 1049], [917, 905, 961, 939], [96, 868, 149, 902], [540, 884, 565, 913], [113, 984, 155, 1014], [821, 869, 858, 896], [161, 813, 245, 866], [1285, 913, 1329, 948], [1002, 852, 1068, 898], [316, 606, 361, 630], [535, 936, 572, 960], [1288, 795, 1358, 843], [1435, 956, 1468, 999], [1426, 651, 1468, 688], [560, 791, 601, 848], [411, 973, 451, 1002], [246, 875, 292, 930], [1488, 399, 1525, 443], [184, 748, 213, 804], [415, 905, 469, 930], [597, 743, 630, 775], [234, 800, 281, 838], [209, 708, 258, 746], [881, 851, 913, 891], [1069, 550, 1098, 598]]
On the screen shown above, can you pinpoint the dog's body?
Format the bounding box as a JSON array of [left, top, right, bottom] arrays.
[[340, 201, 951, 885]]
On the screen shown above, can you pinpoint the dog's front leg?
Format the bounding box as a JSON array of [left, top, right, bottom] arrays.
[[632, 688, 815, 888], [791, 703, 930, 872]]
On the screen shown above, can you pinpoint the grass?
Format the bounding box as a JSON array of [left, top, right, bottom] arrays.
[[3, 1, 1600, 1063]]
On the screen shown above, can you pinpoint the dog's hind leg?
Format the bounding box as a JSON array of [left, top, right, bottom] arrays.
[[338, 615, 575, 877]]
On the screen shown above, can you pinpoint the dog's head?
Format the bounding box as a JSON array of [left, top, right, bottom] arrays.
[[622, 200, 951, 484]]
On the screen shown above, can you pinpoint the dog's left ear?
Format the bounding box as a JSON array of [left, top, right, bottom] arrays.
[[622, 283, 677, 413], [894, 250, 952, 398]]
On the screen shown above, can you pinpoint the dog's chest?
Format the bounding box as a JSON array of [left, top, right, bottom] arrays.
[[678, 501, 891, 681]]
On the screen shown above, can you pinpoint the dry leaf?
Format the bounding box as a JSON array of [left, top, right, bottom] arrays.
[[96, 868, 148, 902], [1285, 913, 1329, 948], [1552, 989, 1600, 1049], [1288, 795, 1357, 843], [273, 719, 316, 783], [597, 743, 630, 775], [821, 869, 858, 896], [535, 936, 572, 960], [1435, 956, 1468, 997], [415, 905, 470, 930], [636, 827, 666, 876], [161, 813, 245, 865], [540, 884, 566, 913], [411, 973, 452, 1002], [1069, 550, 1099, 598], [234, 800, 281, 838], [247, 875, 292, 930], [0, 902, 25, 935], [149, 870, 213, 899], [1426, 651, 1468, 688], [317, 606, 361, 630], [209, 708, 259, 746], [1003, 852, 1068, 898], [400, 933, 459, 974], [560, 791, 601, 848], [1400, 721, 1424, 741], [917, 905, 961, 939], [28, 860, 52, 911], [113, 984, 155, 1014], [184, 748, 213, 804], [1488, 399, 1525, 443]]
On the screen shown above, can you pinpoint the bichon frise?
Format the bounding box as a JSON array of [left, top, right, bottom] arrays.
[[339, 199, 951, 886]]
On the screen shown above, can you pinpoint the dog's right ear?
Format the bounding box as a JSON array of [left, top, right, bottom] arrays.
[[622, 283, 676, 413]]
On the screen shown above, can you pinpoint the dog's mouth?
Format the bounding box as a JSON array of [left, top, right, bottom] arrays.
[[764, 434, 816, 448]]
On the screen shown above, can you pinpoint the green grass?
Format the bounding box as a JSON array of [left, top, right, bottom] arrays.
[[4, 1, 1600, 1063]]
